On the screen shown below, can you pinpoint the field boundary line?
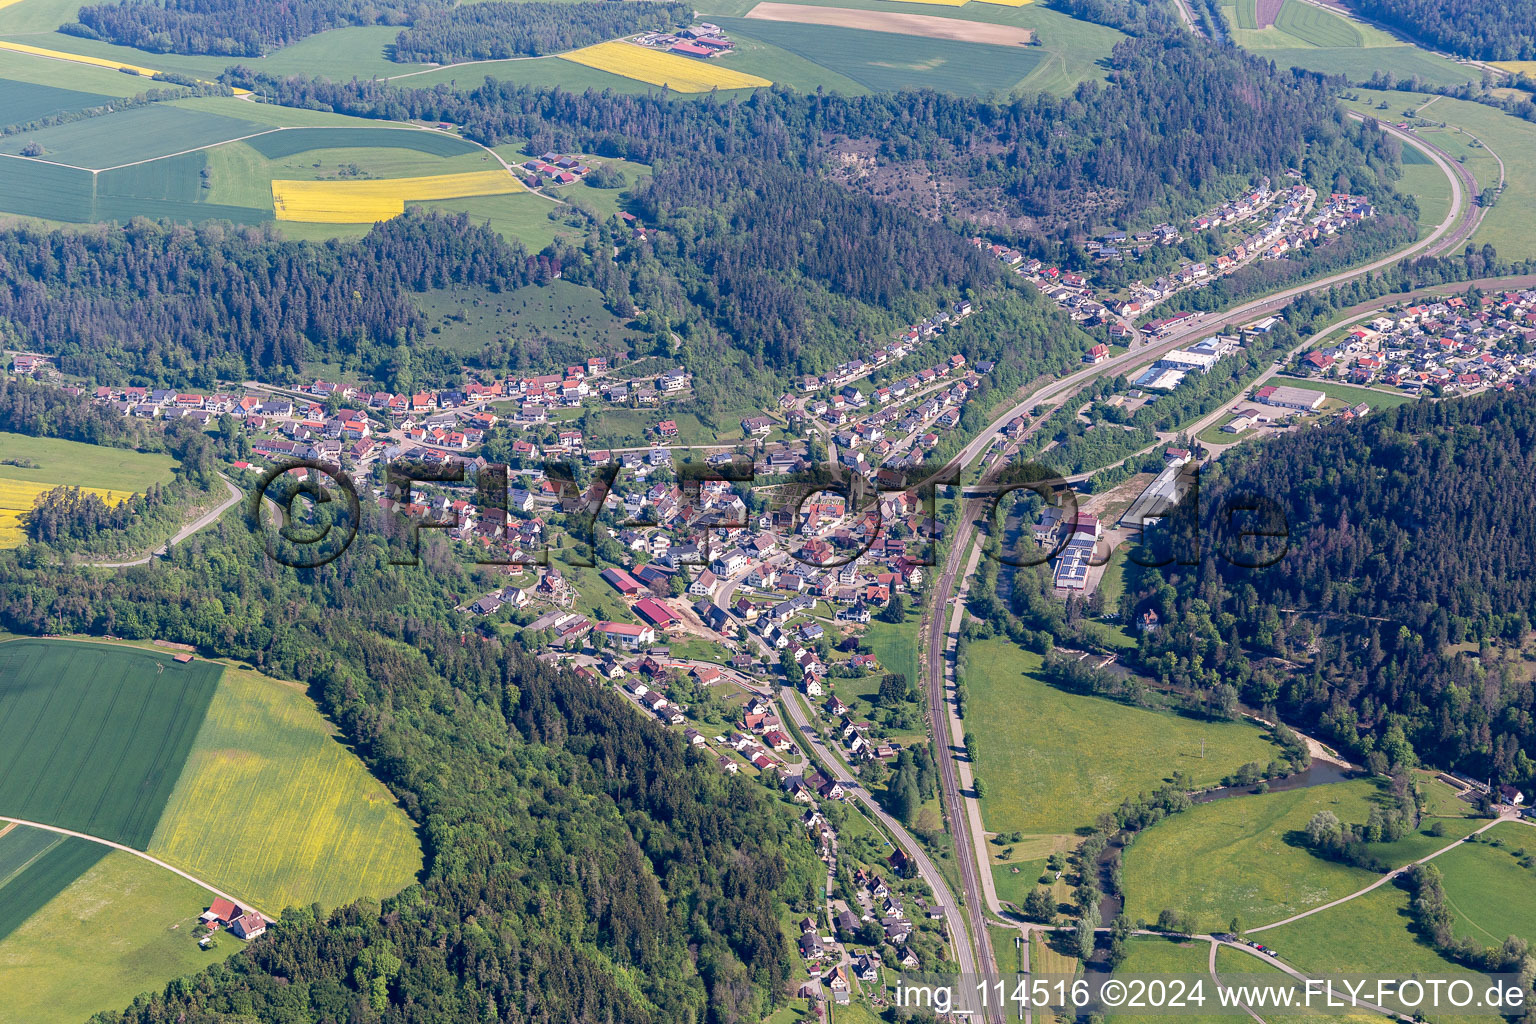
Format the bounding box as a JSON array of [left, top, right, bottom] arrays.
[[0, 813, 269, 920]]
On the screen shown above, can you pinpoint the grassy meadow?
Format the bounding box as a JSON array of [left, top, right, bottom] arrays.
[[1123, 780, 1382, 930], [1433, 822, 1536, 946], [0, 850, 241, 1024], [962, 638, 1278, 841]]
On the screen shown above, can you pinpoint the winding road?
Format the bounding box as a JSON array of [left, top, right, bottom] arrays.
[[87, 475, 242, 568]]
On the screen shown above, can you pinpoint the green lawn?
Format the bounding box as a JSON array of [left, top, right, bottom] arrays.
[[1340, 90, 1535, 260], [0, 639, 220, 849], [0, 432, 176, 492], [1122, 779, 1481, 933], [1433, 822, 1536, 947], [963, 638, 1279, 841], [861, 615, 921, 693], [0, 849, 242, 1024], [145, 664, 423, 914]]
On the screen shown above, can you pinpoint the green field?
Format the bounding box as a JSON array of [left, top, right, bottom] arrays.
[[0, 103, 268, 167], [1109, 937, 1229, 1024], [146, 665, 422, 912], [963, 638, 1279, 841], [1256, 884, 1477, 1009], [415, 279, 649, 361], [0, 826, 108, 942], [1270, 376, 1412, 409], [713, 18, 1044, 96], [0, 640, 220, 848], [0, 76, 115, 126], [1122, 779, 1483, 932], [0, 849, 241, 1024], [0, 639, 419, 914], [861, 615, 921, 695], [703, 0, 1125, 95], [0, 432, 177, 492], [1433, 822, 1536, 947], [1274, 0, 1362, 47], [1220, 0, 1476, 87]]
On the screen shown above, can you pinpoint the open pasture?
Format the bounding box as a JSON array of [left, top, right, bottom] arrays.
[[559, 40, 773, 91], [0, 640, 220, 848], [0, 849, 240, 1024], [963, 638, 1278, 840], [1433, 822, 1536, 946], [0, 830, 108, 943]]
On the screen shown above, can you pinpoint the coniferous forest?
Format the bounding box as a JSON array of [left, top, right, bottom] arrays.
[[1351, 0, 1536, 61], [390, 1, 692, 63], [63, 0, 439, 55], [1128, 387, 1536, 788]]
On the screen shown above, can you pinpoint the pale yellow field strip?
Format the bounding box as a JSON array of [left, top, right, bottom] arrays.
[[971, 0, 1034, 6], [559, 40, 771, 92], [0, 39, 250, 93], [880, 0, 972, 7], [745, 2, 1032, 43], [1493, 61, 1536, 76], [271, 169, 523, 223]]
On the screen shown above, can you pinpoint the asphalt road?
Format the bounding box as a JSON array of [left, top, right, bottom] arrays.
[[915, 115, 1484, 1004]]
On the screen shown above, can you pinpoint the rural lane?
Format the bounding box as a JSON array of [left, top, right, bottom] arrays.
[[88, 475, 242, 568], [0, 814, 268, 921], [1246, 812, 1518, 933]]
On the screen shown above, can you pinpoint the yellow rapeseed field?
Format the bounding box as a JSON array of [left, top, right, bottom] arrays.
[[147, 666, 423, 912], [0, 476, 132, 549], [0, 39, 250, 93], [0, 39, 161, 77], [271, 169, 522, 223], [559, 40, 772, 92]]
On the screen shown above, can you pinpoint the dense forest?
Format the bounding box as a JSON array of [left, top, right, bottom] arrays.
[[1352, 0, 1536, 60], [225, 31, 1392, 239], [0, 494, 823, 1023], [63, 0, 439, 56], [630, 156, 998, 375], [391, 1, 691, 63], [0, 212, 550, 385], [1127, 384, 1536, 791]]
